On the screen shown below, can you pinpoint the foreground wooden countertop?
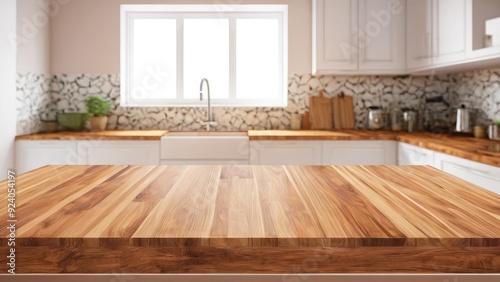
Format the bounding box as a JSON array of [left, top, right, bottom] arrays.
[[15, 130, 169, 141], [1, 165, 499, 273]]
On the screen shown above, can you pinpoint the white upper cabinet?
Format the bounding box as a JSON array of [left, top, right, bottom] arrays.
[[357, 0, 406, 72], [313, 0, 406, 74], [406, 0, 433, 70], [466, 0, 500, 61], [433, 0, 468, 65], [314, 0, 358, 72], [316, 0, 500, 74], [407, 0, 468, 70]]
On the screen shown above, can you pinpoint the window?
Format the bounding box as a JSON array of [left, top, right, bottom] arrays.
[[120, 5, 288, 107]]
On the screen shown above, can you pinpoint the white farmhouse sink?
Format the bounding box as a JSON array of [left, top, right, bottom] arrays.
[[161, 131, 249, 164]]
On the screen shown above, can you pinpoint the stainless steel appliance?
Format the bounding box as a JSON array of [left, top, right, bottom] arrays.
[[451, 104, 474, 135], [488, 124, 500, 140]]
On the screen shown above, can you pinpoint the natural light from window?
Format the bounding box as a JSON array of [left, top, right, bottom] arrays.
[[120, 5, 288, 107], [236, 19, 280, 100], [184, 19, 230, 100]]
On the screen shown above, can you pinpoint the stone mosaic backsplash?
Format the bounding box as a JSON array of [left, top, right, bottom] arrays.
[[17, 69, 500, 135]]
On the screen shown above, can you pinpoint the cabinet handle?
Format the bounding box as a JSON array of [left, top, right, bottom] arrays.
[[426, 32, 432, 56], [411, 149, 428, 156]]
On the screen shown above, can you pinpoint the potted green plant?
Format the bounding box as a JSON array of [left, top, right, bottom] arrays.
[[85, 95, 111, 131]]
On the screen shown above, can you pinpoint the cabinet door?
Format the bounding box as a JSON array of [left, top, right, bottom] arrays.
[[358, 0, 406, 71], [249, 141, 323, 165], [314, 0, 358, 73], [434, 152, 500, 195], [15, 140, 78, 174], [433, 0, 468, 65], [398, 142, 435, 166], [78, 140, 160, 165], [407, 0, 433, 69], [322, 140, 397, 165]]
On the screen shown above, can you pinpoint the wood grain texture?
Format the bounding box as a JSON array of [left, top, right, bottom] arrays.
[[1, 165, 499, 273], [15, 130, 169, 141], [247, 130, 398, 141], [4, 246, 500, 273], [310, 90, 333, 130], [332, 96, 342, 130], [332, 94, 355, 130]]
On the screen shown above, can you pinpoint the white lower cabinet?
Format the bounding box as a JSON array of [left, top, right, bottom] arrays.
[[77, 140, 160, 166], [398, 142, 435, 166], [249, 140, 396, 165], [249, 141, 323, 165], [15, 140, 79, 174], [434, 152, 500, 195], [15, 140, 160, 174], [323, 141, 397, 165]]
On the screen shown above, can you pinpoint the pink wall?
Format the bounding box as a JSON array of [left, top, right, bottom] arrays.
[[17, 0, 51, 74], [50, 0, 312, 75]]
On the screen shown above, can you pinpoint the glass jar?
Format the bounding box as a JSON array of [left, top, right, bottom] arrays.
[[390, 109, 402, 132]]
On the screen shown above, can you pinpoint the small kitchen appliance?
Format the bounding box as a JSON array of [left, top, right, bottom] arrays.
[[423, 96, 449, 133], [451, 104, 474, 136], [488, 124, 500, 140]]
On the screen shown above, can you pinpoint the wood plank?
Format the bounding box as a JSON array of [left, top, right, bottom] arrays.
[[332, 96, 342, 130], [310, 90, 333, 130], [285, 166, 405, 239], [341, 95, 356, 129], [1, 165, 500, 273], [5, 246, 500, 273], [133, 166, 222, 238]]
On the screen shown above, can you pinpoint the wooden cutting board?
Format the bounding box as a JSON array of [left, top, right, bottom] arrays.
[[310, 89, 333, 130], [332, 92, 355, 129]]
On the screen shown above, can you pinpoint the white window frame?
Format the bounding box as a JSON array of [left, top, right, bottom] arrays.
[[120, 5, 288, 107]]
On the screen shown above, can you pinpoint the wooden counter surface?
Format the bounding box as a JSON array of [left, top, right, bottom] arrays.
[[247, 130, 398, 140], [1, 165, 499, 273], [15, 130, 169, 141]]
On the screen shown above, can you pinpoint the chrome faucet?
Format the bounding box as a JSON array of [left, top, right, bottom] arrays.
[[199, 78, 217, 131]]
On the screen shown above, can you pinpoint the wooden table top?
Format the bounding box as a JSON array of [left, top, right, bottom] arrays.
[[2, 165, 499, 248], [15, 130, 169, 141]]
